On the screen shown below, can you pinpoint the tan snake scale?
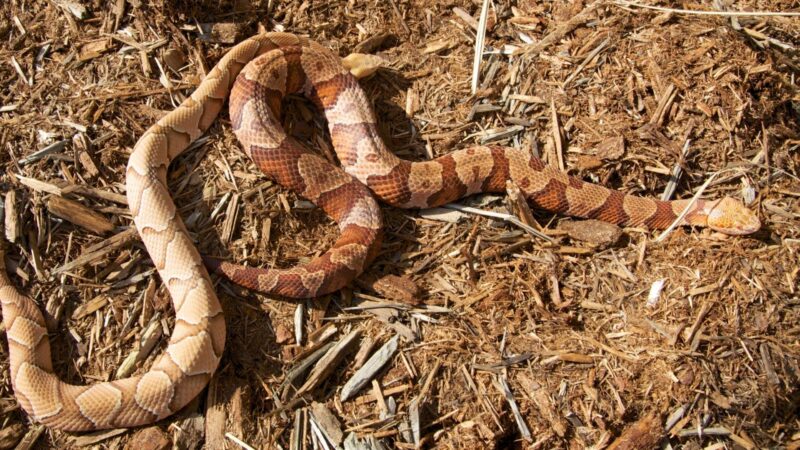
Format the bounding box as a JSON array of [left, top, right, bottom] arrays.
[[0, 33, 760, 431]]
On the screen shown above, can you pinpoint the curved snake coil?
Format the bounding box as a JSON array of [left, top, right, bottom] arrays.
[[0, 32, 759, 431]]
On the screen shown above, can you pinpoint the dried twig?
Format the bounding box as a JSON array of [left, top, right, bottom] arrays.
[[443, 203, 554, 242]]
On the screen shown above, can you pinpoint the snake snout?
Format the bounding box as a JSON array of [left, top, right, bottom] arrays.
[[707, 197, 761, 235]]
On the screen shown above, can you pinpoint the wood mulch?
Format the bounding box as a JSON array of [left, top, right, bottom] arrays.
[[1, 0, 798, 449]]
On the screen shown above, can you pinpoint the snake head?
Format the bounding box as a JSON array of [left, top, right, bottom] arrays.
[[706, 197, 761, 235]]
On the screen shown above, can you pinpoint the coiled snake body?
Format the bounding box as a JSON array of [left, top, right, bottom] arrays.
[[0, 33, 759, 430]]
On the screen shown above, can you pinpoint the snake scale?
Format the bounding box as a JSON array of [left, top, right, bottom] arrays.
[[0, 33, 760, 431]]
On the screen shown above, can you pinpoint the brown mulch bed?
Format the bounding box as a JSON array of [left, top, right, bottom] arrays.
[[1, 0, 798, 448]]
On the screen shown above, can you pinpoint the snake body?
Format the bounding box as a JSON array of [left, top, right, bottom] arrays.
[[0, 33, 759, 431], [208, 36, 760, 295]]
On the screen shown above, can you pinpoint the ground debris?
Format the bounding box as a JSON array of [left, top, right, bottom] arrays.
[[341, 335, 399, 401], [607, 413, 662, 450], [0, 423, 23, 449], [356, 274, 421, 305], [0, 0, 797, 448], [558, 218, 623, 246], [122, 427, 169, 450], [46, 195, 114, 234]]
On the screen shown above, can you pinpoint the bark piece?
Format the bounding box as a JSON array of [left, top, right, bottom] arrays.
[[47, 196, 114, 234], [607, 414, 662, 450]]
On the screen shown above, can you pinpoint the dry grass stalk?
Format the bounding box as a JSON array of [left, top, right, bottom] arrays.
[[470, 0, 491, 94]]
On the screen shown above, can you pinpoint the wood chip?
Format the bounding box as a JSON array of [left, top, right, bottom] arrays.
[[423, 37, 460, 54], [297, 330, 361, 396], [13, 425, 44, 450], [0, 422, 24, 449], [205, 377, 226, 450], [558, 219, 622, 246], [354, 384, 410, 406], [493, 375, 532, 442], [290, 409, 305, 450], [467, 103, 501, 121], [353, 32, 393, 53], [343, 433, 388, 450], [115, 318, 162, 379], [683, 301, 712, 346], [52, 227, 137, 275], [280, 341, 336, 400], [452, 7, 479, 30], [163, 47, 187, 72], [408, 397, 421, 445], [646, 279, 666, 308], [515, 2, 598, 56], [341, 335, 399, 401], [62, 184, 128, 205], [57, 0, 91, 20], [549, 100, 565, 171], [341, 53, 387, 79], [310, 402, 344, 447], [759, 343, 781, 386], [4, 191, 20, 243], [529, 385, 568, 437], [356, 301, 416, 341], [47, 196, 114, 234], [507, 93, 546, 104], [275, 323, 294, 345], [69, 429, 127, 447], [17, 138, 70, 165], [649, 83, 678, 126], [575, 154, 603, 170], [71, 294, 108, 320], [470, 0, 491, 93], [294, 303, 304, 346], [606, 414, 661, 450], [357, 274, 421, 305], [79, 38, 113, 62], [122, 427, 169, 450], [27, 229, 44, 280], [209, 22, 244, 44], [595, 135, 625, 160], [506, 180, 538, 229], [479, 125, 524, 144], [221, 192, 240, 243], [15, 175, 63, 195], [224, 433, 256, 450]]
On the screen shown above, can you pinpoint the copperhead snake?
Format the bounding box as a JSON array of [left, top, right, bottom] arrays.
[[0, 33, 759, 431]]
